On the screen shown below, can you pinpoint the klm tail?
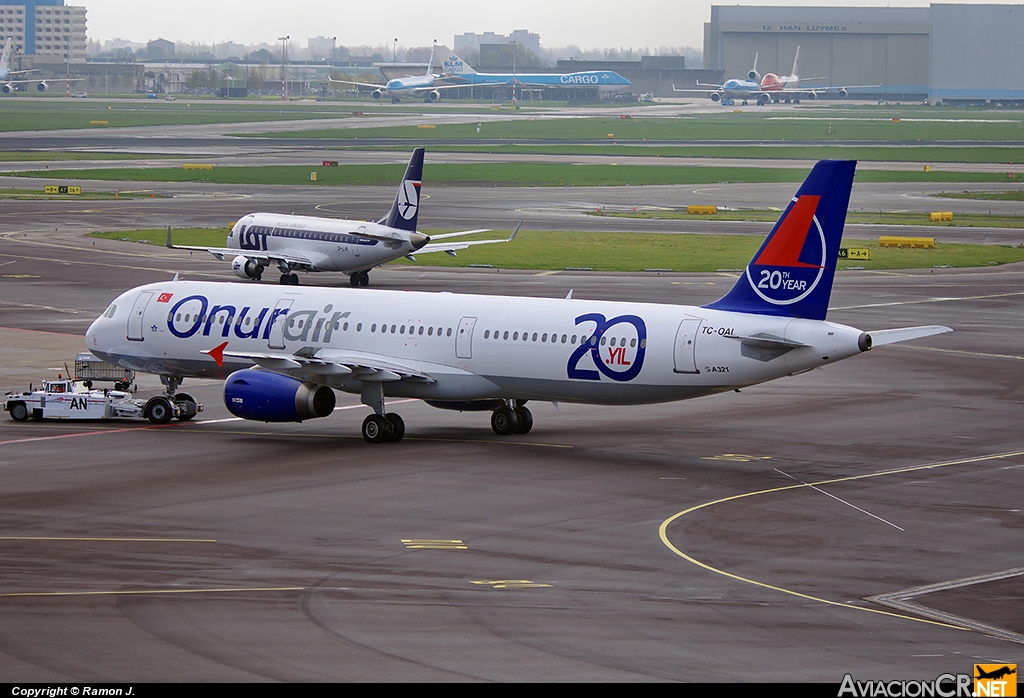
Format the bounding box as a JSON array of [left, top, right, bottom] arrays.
[[382, 147, 424, 232], [704, 160, 857, 321], [442, 53, 476, 76], [1, 37, 11, 73]]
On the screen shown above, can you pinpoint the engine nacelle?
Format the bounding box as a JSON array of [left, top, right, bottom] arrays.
[[806, 91, 817, 100], [426, 90, 440, 102], [224, 369, 335, 422], [710, 92, 721, 102], [757, 94, 770, 105], [747, 70, 761, 82], [838, 88, 848, 98], [2, 83, 13, 94], [36, 81, 48, 92], [371, 89, 383, 100], [231, 255, 263, 280]]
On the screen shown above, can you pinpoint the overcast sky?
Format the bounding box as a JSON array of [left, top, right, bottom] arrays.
[[84, 1, 1009, 51]]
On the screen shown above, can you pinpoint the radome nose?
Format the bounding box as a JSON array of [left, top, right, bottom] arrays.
[[410, 232, 429, 250]]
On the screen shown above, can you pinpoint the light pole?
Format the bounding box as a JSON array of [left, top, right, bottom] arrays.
[[510, 40, 517, 107], [278, 35, 289, 100], [393, 38, 398, 65]]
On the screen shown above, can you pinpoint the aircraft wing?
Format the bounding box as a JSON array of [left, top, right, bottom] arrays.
[[327, 77, 385, 89], [221, 347, 437, 383], [419, 81, 510, 92], [413, 222, 520, 257], [673, 83, 722, 93], [4, 76, 86, 84], [166, 234, 314, 269]]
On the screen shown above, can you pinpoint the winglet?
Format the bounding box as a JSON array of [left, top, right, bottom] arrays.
[[201, 341, 229, 367], [509, 220, 523, 241], [166, 225, 173, 248]]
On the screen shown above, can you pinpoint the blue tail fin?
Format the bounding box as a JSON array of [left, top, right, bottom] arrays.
[[704, 160, 856, 321], [382, 147, 425, 232]]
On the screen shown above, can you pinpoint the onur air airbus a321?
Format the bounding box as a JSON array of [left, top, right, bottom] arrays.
[[85, 161, 951, 443]]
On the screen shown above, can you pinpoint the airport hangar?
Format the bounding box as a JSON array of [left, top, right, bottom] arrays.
[[704, 4, 1024, 104]]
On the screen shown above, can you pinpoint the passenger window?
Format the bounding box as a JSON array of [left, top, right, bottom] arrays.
[[446, 328, 452, 337]]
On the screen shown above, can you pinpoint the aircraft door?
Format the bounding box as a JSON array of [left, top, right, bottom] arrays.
[[673, 318, 702, 374], [456, 316, 477, 359], [267, 298, 294, 350], [127, 291, 154, 341]]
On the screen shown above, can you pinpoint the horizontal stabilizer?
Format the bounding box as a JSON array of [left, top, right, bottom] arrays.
[[725, 332, 809, 350], [867, 325, 953, 347]]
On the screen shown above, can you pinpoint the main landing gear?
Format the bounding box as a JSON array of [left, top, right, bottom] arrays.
[[145, 375, 200, 424], [349, 270, 370, 287], [359, 381, 404, 443], [279, 273, 299, 285], [490, 400, 533, 436]]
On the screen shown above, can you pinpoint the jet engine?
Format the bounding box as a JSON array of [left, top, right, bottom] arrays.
[[224, 369, 336, 422], [710, 92, 721, 102], [747, 69, 761, 82], [372, 89, 384, 100], [425, 90, 440, 103], [2, 83, 13, 94], [806, 91, 817, 100], [231, 255, 263, 280], [36, 81, 48, 92], [838, 88, 848, 98]]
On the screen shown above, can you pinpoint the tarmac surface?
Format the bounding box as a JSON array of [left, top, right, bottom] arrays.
[[0, 108, 1022, 681], [0, 225, 1022, 681]]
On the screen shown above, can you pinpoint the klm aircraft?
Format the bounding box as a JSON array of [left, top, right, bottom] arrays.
[[86, 161, 950, 443], [439, 52, 631, 94], [330, 46, 504, 103]]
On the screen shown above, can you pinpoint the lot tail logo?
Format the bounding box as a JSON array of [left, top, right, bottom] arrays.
[[975, 664, 1017, 697], [397, 180, 420, 220]]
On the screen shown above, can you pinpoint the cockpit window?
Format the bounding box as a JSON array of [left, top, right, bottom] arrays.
[[103, 304, 117, 318]]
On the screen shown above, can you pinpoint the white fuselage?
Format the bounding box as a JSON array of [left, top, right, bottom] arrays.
[[382, 75, 436, 98], [87, 281, 866, 406], [229, 213, 420, 273]]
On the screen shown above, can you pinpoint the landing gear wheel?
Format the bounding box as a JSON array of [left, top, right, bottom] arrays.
[[9, 402, 28, 422], [350, 273, 360, 287], [513, 406, 533, 434], [280, 273, 290, 285], [254, 265, 264, 282], [385, 413, 405, 442], [289, 274, 299, 285], [362, 414, 389, 443], [145, 396, 174, 424], [491, 406, 520, 436], [174, 393, 197, 421], [359, 271, 369, 287]]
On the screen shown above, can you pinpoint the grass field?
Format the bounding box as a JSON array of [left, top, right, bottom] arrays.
[[0, 187, 160, 200], [91, 228, 1024, 272], [936, 190, 1024, 201], [19, 163, 1024, 187], [596, 209, 1024, 229], [395, 143, 1024, 164], [0, 99, 514, 131], [242, 114, 1024, 143]]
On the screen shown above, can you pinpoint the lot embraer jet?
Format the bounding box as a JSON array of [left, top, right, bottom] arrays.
[[167, 148, 516, 286], [86, 160, 950, 443]]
